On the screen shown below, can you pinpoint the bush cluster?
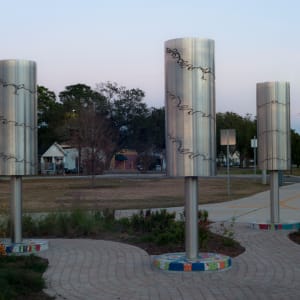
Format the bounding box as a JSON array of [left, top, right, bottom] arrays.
[[0, 255, 49, 300], [127, 209, 184, 245], [0, 209, 214, 248]]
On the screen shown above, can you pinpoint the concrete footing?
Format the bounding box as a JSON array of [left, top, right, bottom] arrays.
[[153, 252, 232, 272], [250, 221, 300, 230], [0, 239, 48, 255]]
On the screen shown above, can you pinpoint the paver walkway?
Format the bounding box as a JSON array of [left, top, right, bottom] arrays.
[[39, 182, 300, 299]]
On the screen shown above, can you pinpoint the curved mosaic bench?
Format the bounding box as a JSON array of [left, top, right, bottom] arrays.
[[0, 239, 48, 255], [153, 252, 232, 272], [250, 222, 300, 230]]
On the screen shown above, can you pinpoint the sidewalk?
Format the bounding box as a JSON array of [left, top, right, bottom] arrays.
[[39, 183, 300, 300], [200, 181, 300, 223], [115, 182, 300, 223]]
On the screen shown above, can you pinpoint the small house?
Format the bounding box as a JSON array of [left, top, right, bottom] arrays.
[[40, 142, 78, 174]]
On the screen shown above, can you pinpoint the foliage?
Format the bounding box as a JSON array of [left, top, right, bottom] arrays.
[[96, 81, 149, 151], [0, 209, 244, 261], [38, 80, 300, 174], [58, 84, 116, 177], [198, 210, 210, 248], [126, 209, 184, 245], [95, 82, 167, 170], [0, 209, 184, 246], [75, 106, 116, 176], [216, 217, 237, 247], [291, 129, 300, 168], [59, 83, 108, 115], [37, 86, 64, 154], [20, 211, 98, 237], [0, 219, 8, 239], [0, 255, 50, 299]]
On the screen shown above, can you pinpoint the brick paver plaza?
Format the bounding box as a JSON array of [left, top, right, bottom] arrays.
[[39, 182, 300, 300]]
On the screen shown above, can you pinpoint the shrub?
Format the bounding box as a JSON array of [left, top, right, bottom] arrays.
[[216, 216, 237, 247], [0, 255, 48, 299], [0, 218, 8, 238], [126, 209, 184, 246], [22, 215, 38, 237], [198, 210, 210, 248], [36, 213, 61, 236]]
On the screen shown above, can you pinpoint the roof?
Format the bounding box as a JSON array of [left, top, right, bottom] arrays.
[[41, 142, 66, 158]]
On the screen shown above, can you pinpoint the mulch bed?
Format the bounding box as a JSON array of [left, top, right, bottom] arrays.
[[91, 230, 245, 258], [289, 231, 300, 245]]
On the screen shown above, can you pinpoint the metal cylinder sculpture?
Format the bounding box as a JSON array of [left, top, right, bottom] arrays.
[[256, 82, 290, 171], [0, 60, 37, 243], [165, 38, 215, 259], [256, 81, 290, 223], [165, 38, 216, 177], [0, 60, 37, 175]]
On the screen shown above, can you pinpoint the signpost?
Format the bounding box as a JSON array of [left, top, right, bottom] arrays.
[[251, 137, 257, 175], [220, 129, 236, 198]]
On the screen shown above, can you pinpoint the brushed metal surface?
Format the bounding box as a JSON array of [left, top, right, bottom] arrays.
[[165, 38, 216, 176], [0, 60, 37, 175], [10, 176, 22, 243], [256, 81, 290, 171], [184, 176, 199, 259]]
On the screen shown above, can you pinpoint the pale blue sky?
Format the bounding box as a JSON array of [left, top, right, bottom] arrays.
[[1, 0, 300, 131]]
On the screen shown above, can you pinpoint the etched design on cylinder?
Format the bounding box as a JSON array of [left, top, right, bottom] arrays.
[[166, 47, 214, 79], [165, 38, 216, 176], [256, 81, 290, 171], [0, 60, 38, 175]]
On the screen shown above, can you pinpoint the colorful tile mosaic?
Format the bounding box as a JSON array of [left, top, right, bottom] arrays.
[[153, 252, 232, 272], [0, 239, 48, 256], [250, 222, 300, 230]]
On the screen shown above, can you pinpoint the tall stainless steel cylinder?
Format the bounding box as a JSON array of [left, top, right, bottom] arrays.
[[0, 60, 37, 175], [165, 38, 216, 177], [257, 81, 290, 224], [256, 82, 290, 171]]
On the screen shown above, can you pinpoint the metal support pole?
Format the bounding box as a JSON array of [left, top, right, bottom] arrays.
[[184, 176, 198, 260], [254, 147, 257, 175], [270, 171, 280, 224], [10, 176, 22, 243], [262, 170, 267, 185], [227, 144, 230, 198]]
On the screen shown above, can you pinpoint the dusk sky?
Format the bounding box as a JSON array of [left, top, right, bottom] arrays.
[[2, 0, 300, 131]]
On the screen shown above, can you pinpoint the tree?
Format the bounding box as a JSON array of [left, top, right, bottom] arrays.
[[59, 84, 115, 176], [73, 104, 116, 184], [96, 82, 148, 147], [291, 129, 300, 168], [97, 82, 167, 170], [134, 107, 165, 171], [37, 86, 64, 154], [59, 83, 108, 115], [147, 107, 165, 152]]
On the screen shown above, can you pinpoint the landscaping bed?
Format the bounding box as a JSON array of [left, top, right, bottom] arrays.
[[0, 255, 53, 300], [0, 209, 245, 299], [289, 231, 300, 245]]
